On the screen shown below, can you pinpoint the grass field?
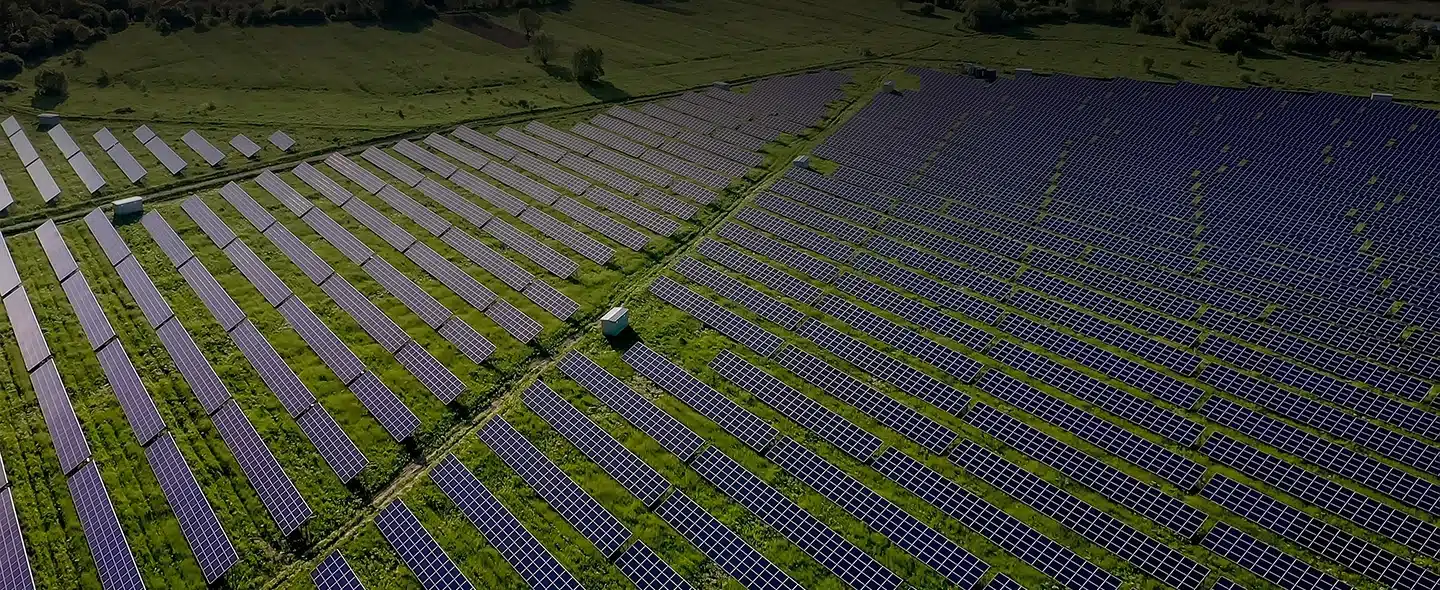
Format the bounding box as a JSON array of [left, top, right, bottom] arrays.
[[0, 1, 1436, 589]]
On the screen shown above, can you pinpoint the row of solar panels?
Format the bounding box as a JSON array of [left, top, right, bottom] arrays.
[[674, 150, 1428, 589], [0, 116, 296, 210]]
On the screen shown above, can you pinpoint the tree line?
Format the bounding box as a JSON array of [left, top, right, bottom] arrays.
[[911, 0, 1439, 60], [0, 0, 565, 74]]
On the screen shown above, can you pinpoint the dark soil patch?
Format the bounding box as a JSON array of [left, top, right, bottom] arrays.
[[441, 12, 528, 49]]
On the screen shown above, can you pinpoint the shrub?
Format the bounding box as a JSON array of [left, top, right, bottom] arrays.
[[573, 45, 605, 83], [33, 68, 68, 98], [0, 53, 22, 79], [1234, 50, 1244, 66], [519, 7, 543, 39], [107, 9, 128, 31], [1210, 27, 1249, 53], [961, 0, 1006, 32], [0, 81, 21, 94], [1140, 55, 1154, 72], [918, 3, 935, 16], [97, 69, 110, 86], [531, 30, 557, 65]]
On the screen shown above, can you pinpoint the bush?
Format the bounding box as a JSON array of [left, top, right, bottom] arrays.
[[1210, 27, 1249, 53], [0, 53, 22, 79], [918, 2, 935, 16], [961, 0, 1006, 32], [1234, 50, 1244, 66], [573, 45, 604, 83], [531, 30, 557, 65], [0, 81, 20, 94], [107, 9, 128, 31], [97, 69, 110, 87], [33, 68, 68, 98], [1140, 55, 1154, 72]]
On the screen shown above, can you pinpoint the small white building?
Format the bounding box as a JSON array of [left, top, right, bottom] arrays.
[[601, 307, 629, 337]]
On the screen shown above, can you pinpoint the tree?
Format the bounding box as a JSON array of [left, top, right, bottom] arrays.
[[918, 3, 934, 16], [573, 45, 604, 83], [33, 67, 67, 98], [531, 30, 556, 66], [519, 7, 542, 40]]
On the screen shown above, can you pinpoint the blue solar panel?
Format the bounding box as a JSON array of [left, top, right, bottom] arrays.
[[0, 488, 35, 590], [145, 432, 237, 583], [312, 552, 366, 590], [374, 500, 475, 590], [68, 462, 145, 590]]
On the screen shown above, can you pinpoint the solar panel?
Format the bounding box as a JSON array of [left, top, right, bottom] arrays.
[[145, 432, 237, 583], [255, 170, 315, 217], [140, 210, 197, 267], [394, 139, 458, 178], [624, 343, 778, 451], [512, 152, 590, 194], [394, 341, 466, 404], [181, 130, 226, 166], [312, 552, 365, 590], [133, 125, 156, 143], [671, 180, 719, 206], [30, 358, 92, 474], [595, 111, 671, 145], [47, 279, 99, 353], [230, 134, 262, 158], [1202, 523, 1351, 590], [482, 161, 561, 205], [4, 287, 52, 371], [561, 153, 643, 195], [739, 207, 852, 262], [697, 238, 821, 304], [295, 404, 370, 484], [363, 256, 451, 328], [320, 276, 409, 353], [374, 500, 475, 590], [143, 135, 188, 175], [0, 173, 12, 212], [450, 169, 528, 216], [871, 448, 1120, 590], [650, 276, 784, 356], [527, 121, 595, 155], [523, 281, 579, 321], [34, 220, 77, 281], [8, 131, 37, 164], [965, 404, 1206, 536], [349, 371, 421, 441], [68, 461, 145, 590], [439, 229, 530, 291], [95, 342, 166, 445], [320, 155, 381, 197], [523, 381, 669, 506], [182, 197, 238, 249], [773, 346, 956, 454], [635, 187, 697, 220], [0, 235, 17, 296], [709, 350, 881, 461], [558, 353, 704, 460], [769, 438, 990, 589], [484, 297, 542, 343], [642, 149, 730, 189], [690, 446, 903, 590], [423, 133, 489, 170], [453, 126, 517, 161], [176, 259, 246, 332], [362, 146, 425, 188], [799, 317, 973, 416], [553, 197, 646, 251], [590, 146, 674, 187], [582, 187, 677, 236], [653, 490, 800, 590], [719, 223, 836, 283], [497, 126, 566, 161], [25, 160, 60, 202], [572, 121, 648, 157], [429, 454, 581, 590], [155, 319, 231, 413], [210, 400, 314, 534], [401, 242, 496, 313], [93, 127, 120, 150], [224, 240, 294, 308], [228, 319, 318, 417], [438, 317, 497, 366], [615, 542, 693, 590], [0, 489, 34, 590], [343, 197, 417, 252], [303, 209, 375, 265], [483, 218, 578, 279], [640, 104, 713, 133], [954, 441, 1210, 590], [269, 130, 295, 152], [68, 152, 107, 194], [987, 574, 1027, 590], [105, 142, 147, 184], [417, 178, 493, 230], [675, 257, 803, 328], [379, 185, 451, 238], [264, 224, 334, 285], [276, 297, 365, 385], [220, 182, 277, 232], [1, 116, 19, 137]]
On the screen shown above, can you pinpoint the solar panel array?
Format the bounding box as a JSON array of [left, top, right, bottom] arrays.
[[312, 552, 365, 590], [182, 130, 226, 166], [624, 342, 779, 452], [138, 127, 188, 175], [374, 500, 475, 590], [558, 353, 704, 460], [230, 134, 262, 158], [650, 275, 784, 356]]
